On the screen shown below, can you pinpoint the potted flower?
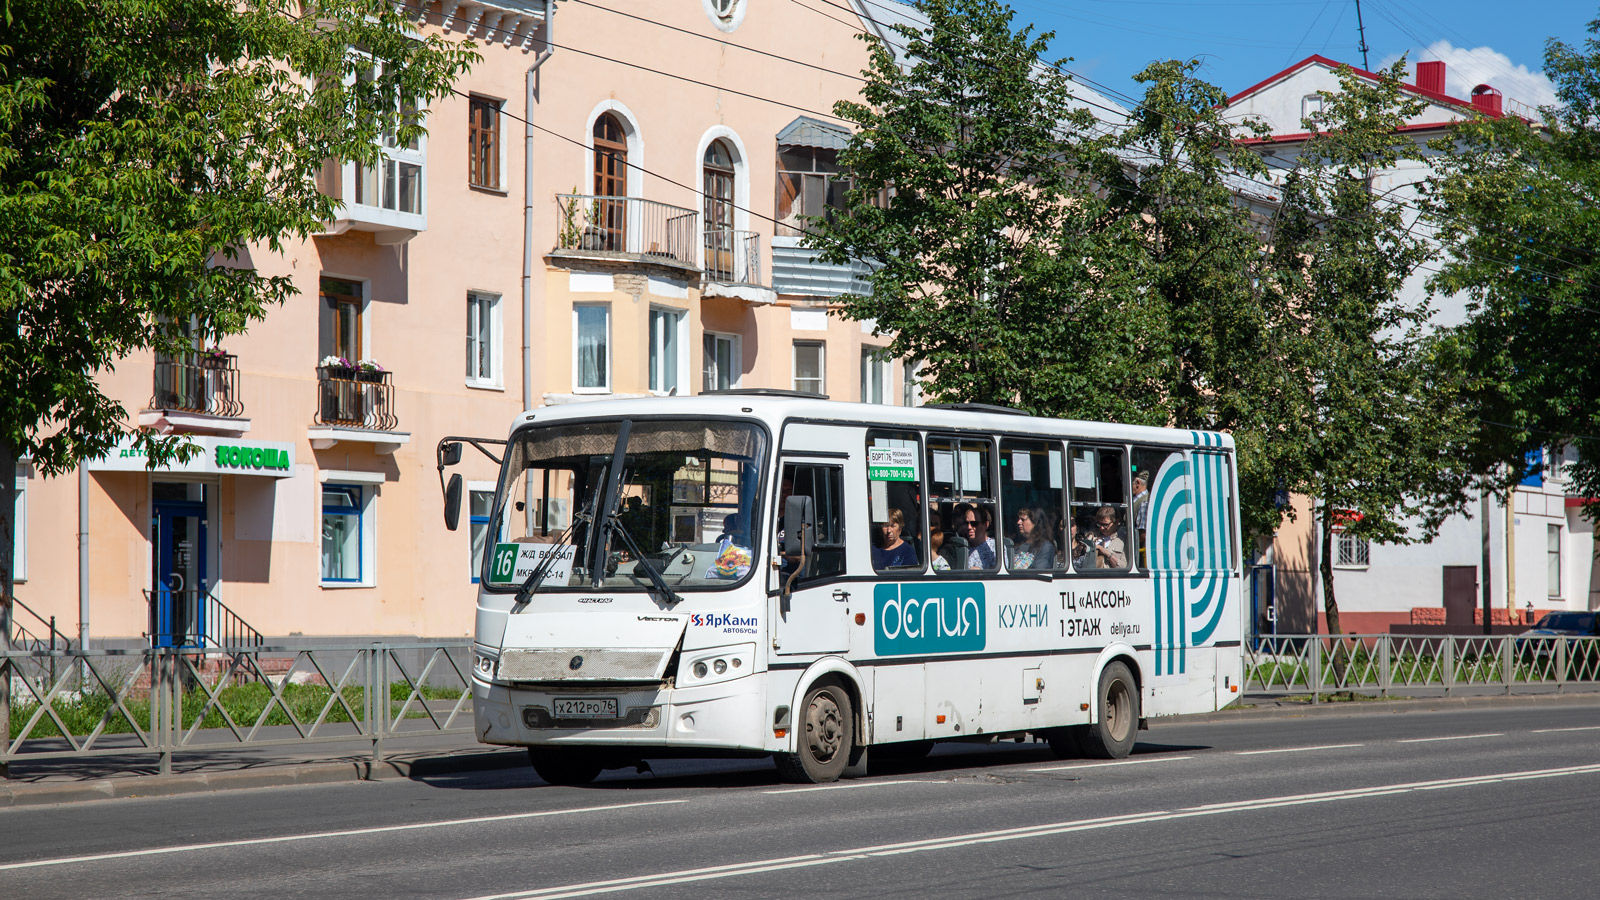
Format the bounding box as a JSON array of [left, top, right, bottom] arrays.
[[200, 346, 231, 368], [356, 358, 386, 383], [319, 355, 355, 378]]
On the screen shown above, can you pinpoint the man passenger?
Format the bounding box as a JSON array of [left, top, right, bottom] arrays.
[[953, 502, 996, 570]]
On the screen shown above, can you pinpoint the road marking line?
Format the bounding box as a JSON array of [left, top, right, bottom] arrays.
[[1533, 725, 1600, 733], [765, 779, 932, 794], [1396, 733, 1505, 743], [0, 799, 686, 872], [1235, 743, 1364, 756], [453, 763, 1600, 900], [1028, 755, 1192, 772]]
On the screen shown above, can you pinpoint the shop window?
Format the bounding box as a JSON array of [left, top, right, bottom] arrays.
[[321, 485, 369, 585]]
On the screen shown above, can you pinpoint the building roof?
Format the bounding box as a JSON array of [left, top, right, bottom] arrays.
[[1227, 54, 1503, 121]]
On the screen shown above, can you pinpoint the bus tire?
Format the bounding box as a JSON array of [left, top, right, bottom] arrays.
[[1081, 662, 1139, 760], [528, 748, 604, 786], [774, 679, 854, 783]]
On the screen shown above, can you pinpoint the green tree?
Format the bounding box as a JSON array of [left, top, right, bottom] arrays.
[[1265, 62, 1475, 638], [0, 0, 478, 601], [1425, 16, 1600, 520], [811, 0, 1148, 422]]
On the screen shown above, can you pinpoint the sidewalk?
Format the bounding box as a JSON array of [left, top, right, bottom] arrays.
[[4, 687, 1598, 808]]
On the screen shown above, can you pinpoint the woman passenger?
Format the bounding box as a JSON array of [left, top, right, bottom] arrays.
[[1009, 506, 1056, 570]]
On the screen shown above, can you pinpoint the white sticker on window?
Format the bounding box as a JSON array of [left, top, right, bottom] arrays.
[[1048, 449, 1063, 489], [1011, 451, 1031, 482], [870, 479, 889, 521], [959, 450, 982, 492], [1073, 454, 1095, 489], [932, 450, 954, 485]]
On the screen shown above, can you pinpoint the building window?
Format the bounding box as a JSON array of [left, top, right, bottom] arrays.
[[319, 277, 363, 363], [592, 113, 628, 252], [321, 485, 367, 584], [793, 340, 824, 395], [703, 332, 740, 392], [902, 358, 923, 407], [467, 96, 501, 190], [574, 304, 610, 392], [703, 140, 736, 278], [1301, 94, 1325, 122], [776, 146, 849, 237], [353, 64, 423, 215], [649, 307, 686, 394], [469, 488, 494, 583], [861, 349, 891, 404], [1549, 524, 1562, 598], [1334, 531, 1369, 568], [12, 467, 25, 583], [466, 291, 500, 386]]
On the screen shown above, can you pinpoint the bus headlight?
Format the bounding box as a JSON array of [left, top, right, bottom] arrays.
[[472, 649, 499, 682], [679, 644, 755, 687]]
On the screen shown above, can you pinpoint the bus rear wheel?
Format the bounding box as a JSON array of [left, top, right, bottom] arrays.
[[528, 748, 604, 786], [1080, 662, 1139, 759], [774, 680, 854, 784]]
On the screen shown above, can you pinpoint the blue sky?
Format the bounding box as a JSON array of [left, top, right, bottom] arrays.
[[1002, 0, 1596, 110]]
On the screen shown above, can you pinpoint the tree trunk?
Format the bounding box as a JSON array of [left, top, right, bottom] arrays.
[[1319, 491, 1348, 687], [1, 432, 14, 774]]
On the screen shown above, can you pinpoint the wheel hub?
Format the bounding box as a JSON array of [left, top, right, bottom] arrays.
[[805, 693, 843, 762]]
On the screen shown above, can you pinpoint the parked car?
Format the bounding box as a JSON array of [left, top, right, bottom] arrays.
[[1523, 612, 1600, 637], [1518, 613, 1600, 675]]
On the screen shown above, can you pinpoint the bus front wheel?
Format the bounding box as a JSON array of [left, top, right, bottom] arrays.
[[774, 680, 854, 784], [1080, 662, 1139, 760], [528, 748, 604, 786]]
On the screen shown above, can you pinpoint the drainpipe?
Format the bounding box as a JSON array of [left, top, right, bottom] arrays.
[[79, 466, 89, 651], [522, 0, 555, 413]]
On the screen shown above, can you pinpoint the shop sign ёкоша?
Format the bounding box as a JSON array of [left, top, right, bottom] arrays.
[[88, 436, 297, 478]]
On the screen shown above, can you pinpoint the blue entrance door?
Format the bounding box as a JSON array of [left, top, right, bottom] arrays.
[[151, 482, 209, 648]]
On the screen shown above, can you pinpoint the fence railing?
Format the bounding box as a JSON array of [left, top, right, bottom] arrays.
[[151, 354, 244, 418], [1248, 633, 1600, 700], [143, 589, 263, 650], [1, 642, 472, 776], [554, 194, 698, 267], [3, 594, 75, 654], [315, 366, 398, 431], [703, 228, 762, 285]]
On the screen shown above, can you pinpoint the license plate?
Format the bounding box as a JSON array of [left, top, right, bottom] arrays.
[[553, 697, 618, 718]]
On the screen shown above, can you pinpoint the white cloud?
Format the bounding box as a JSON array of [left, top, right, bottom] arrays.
[[1379, 40, 1558, 112]]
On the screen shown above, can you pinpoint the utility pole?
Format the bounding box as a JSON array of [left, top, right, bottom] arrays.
[[1354, 0, 1371, 70]]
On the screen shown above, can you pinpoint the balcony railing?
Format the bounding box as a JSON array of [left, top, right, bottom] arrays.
[[150, 354, 244, 418], [315, 366, 398, 431], [554, 194, 698, 267], [703, 228, 762, 285]]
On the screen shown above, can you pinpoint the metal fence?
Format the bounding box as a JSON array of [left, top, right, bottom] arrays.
[[554, 194, 698, 266], [1, 642, 471, 776], [1248, 633, 1600, 700]]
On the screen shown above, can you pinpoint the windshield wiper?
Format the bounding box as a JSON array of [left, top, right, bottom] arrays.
[[608, 516, 685, 606], [513, 494, 595, 608], [588, 421, 632, 587]]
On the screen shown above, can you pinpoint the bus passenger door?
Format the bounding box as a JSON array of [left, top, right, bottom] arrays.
[[772, 460, 850, 656]]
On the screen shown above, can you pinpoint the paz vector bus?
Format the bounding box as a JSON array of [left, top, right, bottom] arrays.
[[437, 392, 1245, 785]]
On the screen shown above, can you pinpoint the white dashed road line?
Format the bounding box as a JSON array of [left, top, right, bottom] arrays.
[[1396, 733, 1505, 744], [1028, 756, 1193, 773], [1235, 743, 1364, 756]]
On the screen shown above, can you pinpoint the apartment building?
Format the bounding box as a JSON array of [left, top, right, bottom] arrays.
[[11, 0, 928, 648]]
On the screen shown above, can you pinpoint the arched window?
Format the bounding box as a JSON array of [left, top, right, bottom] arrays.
[[592, 114, 628, 250], [703, 140, 736, 280]]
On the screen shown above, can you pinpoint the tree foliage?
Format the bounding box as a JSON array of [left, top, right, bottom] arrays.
[[1265, 62, 1476, 635], [1426, 16, 1600, 521], [0, 0, 478, 596]]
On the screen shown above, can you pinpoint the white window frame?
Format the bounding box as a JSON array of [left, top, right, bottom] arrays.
[[648, 306, 689, 395], [468, 481, 497, 584], [793, 340, 825, 395], [572, 303, 612, 394], [466, 290, 502, 389], [1301, 94, 1325, 123], [861, 347, 891, 404], [320, 483, 376, 588], [1548, 523, 1563, 598], [343, 57, 427, 227], [12, 469, 26, 583], [1333, 530, 1369, 569], [702, 331, 741, 393], [902, 357, 923, 407]]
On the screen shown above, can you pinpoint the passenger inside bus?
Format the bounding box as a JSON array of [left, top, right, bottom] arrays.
[[1008, 506, 1056, 570], [1082, 506, 1128, 570], [871, 507, 921, 570], [953, 502, 997, 570]]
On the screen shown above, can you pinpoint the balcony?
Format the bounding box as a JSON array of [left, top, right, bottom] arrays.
[[553, 194, 698, 269], [138, 354, 250, 436], [309, 365, 410, 454], [317, 152, 426, 245], [770, 236, 874, 298]]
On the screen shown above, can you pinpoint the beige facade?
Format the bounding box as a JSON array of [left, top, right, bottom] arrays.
[[12, 0, 919, 646]]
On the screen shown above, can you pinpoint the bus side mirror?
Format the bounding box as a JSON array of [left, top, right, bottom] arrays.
[[783, 495, 815, 563], [440, 442, 463, 466], [444, 473, 463, 531]]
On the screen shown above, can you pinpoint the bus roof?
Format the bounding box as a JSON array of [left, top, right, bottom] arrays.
[[510, 395, 1234, 450]]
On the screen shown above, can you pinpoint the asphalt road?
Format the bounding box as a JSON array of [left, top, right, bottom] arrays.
[[4, 702, 1599, 899]]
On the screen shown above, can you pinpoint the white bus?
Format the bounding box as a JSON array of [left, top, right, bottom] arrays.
[[439, 393, 1244, 785]]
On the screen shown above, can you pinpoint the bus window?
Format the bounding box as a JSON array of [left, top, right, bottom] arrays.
[[1131, 446, 1185, 571], [502, 466, 576, 544], [1068, 444, 1129, 573], [926, 435, 996, 571], [781, 462, 847, 583], [867, 431, 925, 573], [1000, 439, 1064, 571]]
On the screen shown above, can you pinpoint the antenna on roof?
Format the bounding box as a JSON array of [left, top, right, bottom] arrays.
[[1354, 0, 1371, 71]]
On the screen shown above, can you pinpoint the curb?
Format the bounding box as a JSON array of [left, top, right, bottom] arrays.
[[0, 749, 529, 809]]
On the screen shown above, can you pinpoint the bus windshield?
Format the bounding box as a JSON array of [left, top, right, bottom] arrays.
[[487, 417, 769, 592]]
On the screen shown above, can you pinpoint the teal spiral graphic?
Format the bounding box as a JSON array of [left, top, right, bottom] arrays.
[[1149, 434, 1234, 676]]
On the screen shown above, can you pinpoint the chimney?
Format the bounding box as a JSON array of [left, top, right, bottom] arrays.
[[1416, 60, 1447, 95], [1471, 84, 1503, 116]]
